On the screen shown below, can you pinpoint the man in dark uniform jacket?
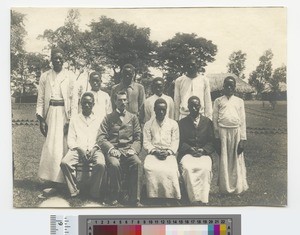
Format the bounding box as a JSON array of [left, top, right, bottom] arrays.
[[178, 96, 215, 204], [96, 91, 142, 207]]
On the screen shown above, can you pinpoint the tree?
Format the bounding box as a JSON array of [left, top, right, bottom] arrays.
[[272, 65, 286, 84], [11, 53, 50, 97], [266, 65, 287, 109], [39, 9, 93, 74], [86, 16, 158, 80], [11, 10, 28, 99], [248, 49, 273, 95], [11, 10, 27, 74], [156, 33, 217, 79], [227, 50, 247, 79]]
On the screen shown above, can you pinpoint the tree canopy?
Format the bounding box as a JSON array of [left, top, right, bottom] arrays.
[[227, 50, 247, 79], [86, 16, 158, 79], [157, 33, 218, 80], [248, 49, 273, 95], [38, 9, 91, 73]]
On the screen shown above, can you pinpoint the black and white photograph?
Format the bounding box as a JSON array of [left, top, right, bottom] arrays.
[[11, 7, 287, 208]]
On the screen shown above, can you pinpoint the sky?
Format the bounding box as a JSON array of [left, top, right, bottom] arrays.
[[14, 7, 286, 80]]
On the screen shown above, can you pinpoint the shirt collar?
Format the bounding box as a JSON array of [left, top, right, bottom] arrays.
[[120, 81, 135, 90], [116, 109, 126, 116], [156, 117, 168, 127], [80, 112, 94, 120], [153, 94, 164, 99]]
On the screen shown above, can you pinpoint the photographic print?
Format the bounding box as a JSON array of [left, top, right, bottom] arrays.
[[11, 7, 287, 208]]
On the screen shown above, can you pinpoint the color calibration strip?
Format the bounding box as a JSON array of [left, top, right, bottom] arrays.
[[50, 214, 241, 235], [81, 215, 240, 235], [91, 224, 227, 235]]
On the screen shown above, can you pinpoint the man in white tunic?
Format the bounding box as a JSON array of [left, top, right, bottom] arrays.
[[36, 47, 77, 196], [78, 71, 112, 121], [174, 55, 212, 120], [143, 98, 181, 202], [178, 96, 215, 204], [144, 77, 174, 123], [213, 76, 249, 194], [60, 92, 106, 199]]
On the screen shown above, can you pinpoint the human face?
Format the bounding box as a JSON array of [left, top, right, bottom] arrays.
[[51, 52, 64, 73], [223, 78, 236, 97], [186, 58, 198, 77], [115, 94, 128, 112], [154, 103, 167, 122], [81, 96, 94, 116], [89, 75, 101, 92], [188, 98, 201, 118], [153, 80, 164, 97], [121, 67, 135, 86]]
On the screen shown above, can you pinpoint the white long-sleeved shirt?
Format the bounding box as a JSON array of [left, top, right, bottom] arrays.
[[144, 94, 175, 122], [90, 90, 112, 121], [143, 117, 179, 154], [213, 95, 247, 140], [174, 74, 212, 120], [67, 113, 102, 152]]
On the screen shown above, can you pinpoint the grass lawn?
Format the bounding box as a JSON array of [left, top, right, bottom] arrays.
[[12, 101, 287, 207]]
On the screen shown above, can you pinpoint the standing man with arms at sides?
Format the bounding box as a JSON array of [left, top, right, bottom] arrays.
[[96, 91, 143, 207], [80, 71, 112, 121], [144, 77, 174, 123], [213, 76, 248, 194], [36, 47, 78, 197], [174, 55, 212, 121], [110, 64, 145, 123], [143, 98, 181, 205], [178, 96, 215, 205], [60, 92, 106, 200]]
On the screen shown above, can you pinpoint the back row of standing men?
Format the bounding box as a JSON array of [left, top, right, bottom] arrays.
[[36, 47, 248, 206]]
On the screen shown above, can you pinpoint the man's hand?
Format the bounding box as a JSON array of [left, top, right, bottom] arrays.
[[75, 147, 88, 163], [89, 146, 99, 159], [151, 148, 161, 157], [127, 148, 136, 156], [157, 149, 170, 160], [110, 148, 122, 159], [64, 123, 69, 136], [39, 118, 48, 137], [237, 140, 246, 155]]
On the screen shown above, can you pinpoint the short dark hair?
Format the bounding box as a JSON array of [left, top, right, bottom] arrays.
[[122, 64, 135, 73], [224, 76, 236, 86], [115, 91, 127, 100], [89, 71, 102, 81], [51, 47, 64, 58], [188, 96, 200, 106], [154, 98, 167, 109], [81, 91, 95, 103]]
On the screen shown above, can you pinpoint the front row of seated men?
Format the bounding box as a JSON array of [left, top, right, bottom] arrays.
[[60, 91, 215, 206]]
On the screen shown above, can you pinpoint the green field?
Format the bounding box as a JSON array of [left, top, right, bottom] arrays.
[[12, 101, 287, 207]]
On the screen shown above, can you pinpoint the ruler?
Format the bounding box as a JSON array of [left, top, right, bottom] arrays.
[[51, 214, 241, 235]]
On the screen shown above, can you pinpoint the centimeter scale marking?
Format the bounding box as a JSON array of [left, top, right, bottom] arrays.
[[51, 214, 241, 235]]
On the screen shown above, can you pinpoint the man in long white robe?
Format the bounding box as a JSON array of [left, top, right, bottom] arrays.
[[213, 76, 249, 194], [178, 96, 215, 204], [174, 55, 212, 121], [36, 48, 77, 196], [143, 98, 181, 201]]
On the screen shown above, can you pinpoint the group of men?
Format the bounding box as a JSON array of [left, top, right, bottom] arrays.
[[35, 48, 249, 207]]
